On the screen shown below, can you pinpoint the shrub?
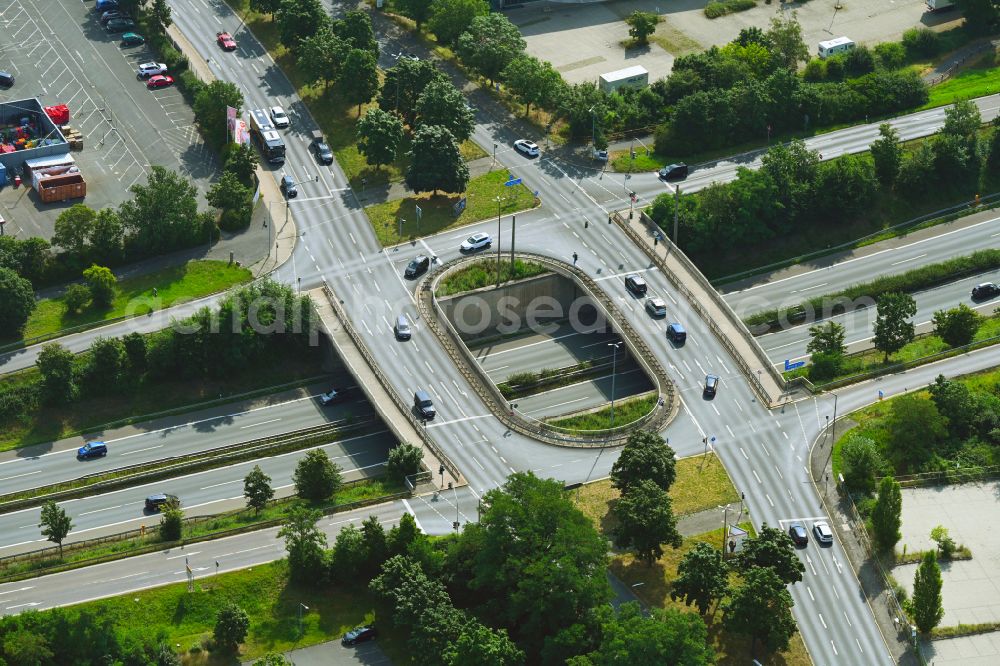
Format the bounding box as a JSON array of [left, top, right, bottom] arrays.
[[803, 59, 826, 82], [808, 351, 843, 382], [63, 283, 90, 313], [177, 70, 205, 104], [902, 28, 941, 58], [218, 207, 251, 232], [874, 42, 906, 70], [506, 371, 538, 387]]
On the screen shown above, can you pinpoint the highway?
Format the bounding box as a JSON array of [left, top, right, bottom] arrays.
[[2, 0, 998, 660]]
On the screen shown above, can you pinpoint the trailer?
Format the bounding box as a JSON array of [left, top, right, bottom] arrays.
[[818, 36, 856, 59], [598, 66, 649, 94]]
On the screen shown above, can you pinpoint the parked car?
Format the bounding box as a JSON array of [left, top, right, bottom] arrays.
[[280, 175, 297, 198], [270, 106, 290, 128], [624, 274, 647, 296], [645, 297, 666, 317], [0, 71, 13, 88], [666, 323, 687, 344], [788, 522, 808, 546], [120, 32, 145, 47], [146, 75, 174, 89], [404, 255, 430, 278], [971, 282, 999, 300], [99, 10, 124, 25], [513, 139, 540, 157], [593, 148, 609, 161], [395, 314, 411, 340], [460, 232, 492, 252], [342, 625, 376, 646], [658, 163, 689, 181], [703, 374, 719, 397], [94, 0, 119, 12], [319, 387, 348, 405], [77, 441, 108, 459], [414, 390, 436, 421], [216, 31, 237, 51], [813, 521, 834, 545], [144, 493, 179, 512], [311, 136, 333, 165], [136, 62, 167, 79], [105, 17, 136, 33]]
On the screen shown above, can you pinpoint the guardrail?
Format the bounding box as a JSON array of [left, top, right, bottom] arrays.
[[320, 286, 463, 482], [616, 211, 785, 405], [419, 253, 678, 446], [0, 418, 373, 514]]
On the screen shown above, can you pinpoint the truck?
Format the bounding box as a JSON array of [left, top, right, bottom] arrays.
[[247, 108, 285, 164], [926, 0, 955, 10]]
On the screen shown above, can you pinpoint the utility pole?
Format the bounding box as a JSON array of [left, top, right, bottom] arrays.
[[608, 342, 622, 428], [673, 186, 681, 247], [495, 196, 503, 287], [509, 215, 516, 272], [720, 504, 730, 554]]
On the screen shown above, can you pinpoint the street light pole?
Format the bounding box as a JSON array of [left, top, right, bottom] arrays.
[[495, 196, 503, 287], [673, 186, 681, 248], [510, 215, 516, 271], [298, 603, 309, 636], [608, 342, 622, 429]]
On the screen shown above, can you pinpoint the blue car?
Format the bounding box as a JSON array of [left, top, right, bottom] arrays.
[[77, 441, 108, 459]]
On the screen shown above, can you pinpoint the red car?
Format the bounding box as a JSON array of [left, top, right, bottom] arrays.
[[146, 75, 174, 89], [217, 31, 237, 51]]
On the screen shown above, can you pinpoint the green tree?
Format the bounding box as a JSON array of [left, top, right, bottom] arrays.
[[370, 555, 452, 628], [193, 80, 244, 147], [942, 98, 982, 156], [808, 351, 843, 382], [928, 374, 977, 439], [456, 13, 525, 86], [361, 514, 390, 579], [396, 0, 434, 29], [150, 0, 172, 33], [953, 0, 1000, 36], [122, 331, 147, 373], [724, 566, 798, 655], [52, 204, 96, 258], [405, 125, 469, 195], [388, 512, 423, 557], [207, 171, 252, 215], [118, 166, 201, 256], [278, 505, 327, 582], [39, 500, 72, 557], [357, 108, 405, 170], [90, 208, 125, 264], [341, 48, 380, 116], [3, 629, 53, 665], [871, 476, 903, 552], [0, 267, 35, 335], [911, 550, 944, 632], [806, 321, 846, 356], [932, 303, 980, 347], [293, 449, 343, 501], [930, 525, 957, 558], [610, 430, 677, 493], [87, 336, 127, 388], [502, 55, 564, 115], [83, 264, 117, 308], [611, 479, 682, 565], [276, 0, 329, 46], [870, 123, 903, 187], [873, 292, 916, 362], [329, 523, 367, 584], [416, 79, 475, 141], [386, 442, 424, 482], [214, 603, 250, 652], [428, 0, 489, 45], [671, 541, 729, 615], [573, 602, 713, 666], [63, 283, 90, 314], [886, 394, 948, 471], [334, 10, 377, 54], [159, 498, 183, 541], [765, 12, 809, 70], [625, 11, 659, 45], [298, 27, 346, 88], [224, 143, 259, 186], [444, 622, 525, 666], [250, 0, 282, 15], [988, 115, 1000, 170], [378, 58, 447, 124], [253, 654, 293, 666], [37, 343, 76, 403], [736, 523, 804, 584], [841, 435, 887, 494], [243, 465, 274, 514]]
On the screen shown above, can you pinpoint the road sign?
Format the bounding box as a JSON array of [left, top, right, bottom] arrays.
[[415, 204, 422, 220], [453, 197, 467, 217], [505, 177, 522, 187], [784, 359, 805, 371]]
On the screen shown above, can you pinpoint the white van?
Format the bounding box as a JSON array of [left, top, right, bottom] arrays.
[[818, 37, 856, 59]]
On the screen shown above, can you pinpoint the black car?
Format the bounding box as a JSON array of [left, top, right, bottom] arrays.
[[788, 522, 808, 547], [280, 175, 297, 198], [77, 441, 108, 459], [624, 274, 647, 296], [0, 71, 14, 88], [404, 255, 430, 279], [658, 163, 689, 181], [971, 282, 999, 300], [311, 137, 333, 165], [105, 17, 136, 33], [342, 624, 376, 646], [414, 390, 436, 421], [666, 323, 687, 344], [703, 374, 719, 397], [99, 10, 124, 25], [144, 493, 179, 512]]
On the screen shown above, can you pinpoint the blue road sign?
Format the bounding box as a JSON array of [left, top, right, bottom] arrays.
[[505, 177, 522, 187], [784, 359, 806, 371]]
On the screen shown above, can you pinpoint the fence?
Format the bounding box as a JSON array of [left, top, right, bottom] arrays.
[[420, 253, 678, 446], [923, 40, 996, 86]]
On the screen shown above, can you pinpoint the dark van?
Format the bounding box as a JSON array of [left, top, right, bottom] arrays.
[[667, 323, 687, 344], [414, 390, 436, 420], [404, 255, 430, 278]]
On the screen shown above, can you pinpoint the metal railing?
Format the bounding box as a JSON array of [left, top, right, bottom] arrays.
[[320, 286, 462, 482], [420, 253, 677, 446]]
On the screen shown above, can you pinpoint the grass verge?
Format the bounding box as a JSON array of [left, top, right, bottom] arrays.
[[922, 50, 1000, 109], [365, 169, 536, 246], [4, 260, 251, 350], [546, 393, 657, 432], [0, 479, 401, 581], [0, 345, 330, 452], [437, 259, 548, 296]]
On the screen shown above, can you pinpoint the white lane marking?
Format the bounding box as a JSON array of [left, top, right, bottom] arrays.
[[79, 505, 122, 516], [890, 253, 927, 267], [120, 445, 164, 456], [201, 479, 242, 490], [402, 499, 424, 533], [0, 470, 41, 481], [240, 418, 281, 429], [166, 551, 200, 560]]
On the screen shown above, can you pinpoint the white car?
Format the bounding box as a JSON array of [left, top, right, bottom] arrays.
[[270, 106, 290, 129], [813, 521, 834, 544], [514, 139, 540, 157], [644, 297, 666, 317], [460, 232, 492, 252], [136, 62, 167, 79]]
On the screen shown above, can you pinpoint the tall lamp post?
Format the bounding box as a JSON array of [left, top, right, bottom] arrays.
[[588, 106, 596, 150], [608, 342, 622, 429], [494, 195, 504, 287]]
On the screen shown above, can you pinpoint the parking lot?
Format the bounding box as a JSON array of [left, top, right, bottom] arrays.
[[0, 0, 215, 239]]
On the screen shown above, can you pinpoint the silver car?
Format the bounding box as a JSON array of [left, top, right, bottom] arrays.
[[645, 297, 666, 317], [813, 521, 833, 544]]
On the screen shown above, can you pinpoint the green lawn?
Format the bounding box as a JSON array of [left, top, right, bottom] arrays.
[[5, 260, 251, 348], [922, 52, 1000, 109], [437, 259, 548, 296], [365, 169, 537, 246], [546, 393, 658, 432]]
